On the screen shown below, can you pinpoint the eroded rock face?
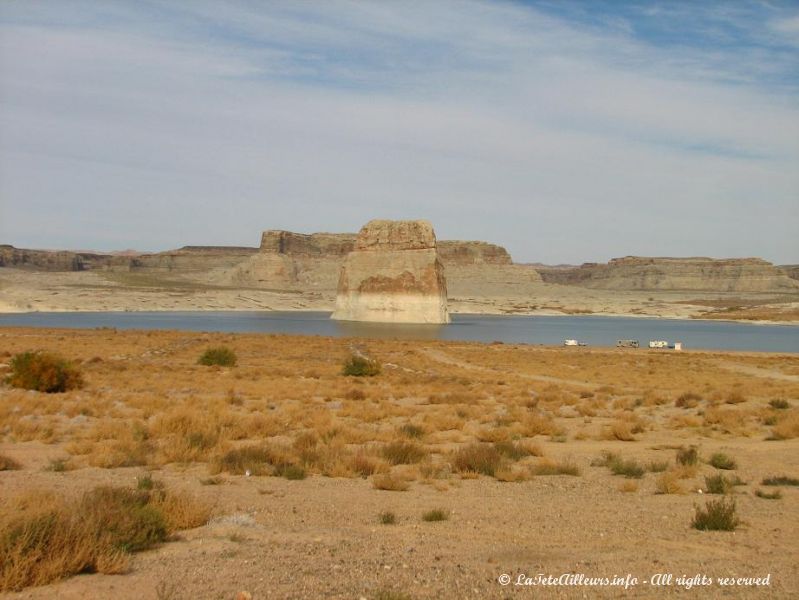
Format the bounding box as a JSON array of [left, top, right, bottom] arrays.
[[538, 256, 799, 292], [331, 220, 449, 323]]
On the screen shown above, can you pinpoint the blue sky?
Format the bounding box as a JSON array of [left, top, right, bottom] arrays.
[[0, 0, 797, 264]]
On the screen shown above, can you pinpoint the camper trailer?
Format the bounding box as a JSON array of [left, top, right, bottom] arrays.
[[649, 340, 669, 349]]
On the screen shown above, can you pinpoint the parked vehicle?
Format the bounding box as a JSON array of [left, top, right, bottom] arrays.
[[617, 339, 640, 348], [649, 340, 669, 348], [563, 339, 578, 346]]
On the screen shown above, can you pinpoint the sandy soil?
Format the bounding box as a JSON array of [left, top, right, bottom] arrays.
[[1, 328, 798, 599]]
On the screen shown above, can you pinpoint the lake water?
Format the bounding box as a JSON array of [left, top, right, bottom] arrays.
[[0, 311, 797, 353]]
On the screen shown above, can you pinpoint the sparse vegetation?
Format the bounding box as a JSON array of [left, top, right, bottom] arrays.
[[705, 474, 733, 495], [531, 458, 580, 476], [379, 511, 397, 524], [372, 473, 409, 491], [421, 508, 449, 522], [676, 446, 699, 466], [7, 351, 84, 393], [769, 399, 790, 410], [654, 471, 684, 495], [675, 392, 702, 408], [761, 475, 799, 486], [382, 441, 427, 465], [451, 444, 502, 477], [0, 454, 21, 471], [342, 354, 381, 377], [692, 497, 740, 531], [197, 346, 237, 367], [708, 452, 737, 470], [0, 485, 209, 592], [608, 456, 645, 479], [755, 489, 782, 500], [647, 460, 669, 473]]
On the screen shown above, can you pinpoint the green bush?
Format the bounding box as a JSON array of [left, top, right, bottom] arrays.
[[197, 346, 237, 367], [342, 354, 381, 377], [692, 497, 740, 531], [7, 351, 84, 393], [709, 452, 737, 470]]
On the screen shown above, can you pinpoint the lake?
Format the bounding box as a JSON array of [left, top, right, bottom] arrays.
[[0, 311, 797, 353]]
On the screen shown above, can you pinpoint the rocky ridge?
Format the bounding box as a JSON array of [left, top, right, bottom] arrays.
[[539, 256, 799, 292]]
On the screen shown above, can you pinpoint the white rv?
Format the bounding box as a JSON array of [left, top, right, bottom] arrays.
[[649, 340, 669, 349]]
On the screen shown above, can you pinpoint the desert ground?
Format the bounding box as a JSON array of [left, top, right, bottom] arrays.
[[1, 327, 798, 599], [2, 267, 798, 323]]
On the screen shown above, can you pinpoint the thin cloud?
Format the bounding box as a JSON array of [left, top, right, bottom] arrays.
[[0, 0, 796, 264]]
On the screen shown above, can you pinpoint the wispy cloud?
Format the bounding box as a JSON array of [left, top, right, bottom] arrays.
[[0, 0, 797, 263]]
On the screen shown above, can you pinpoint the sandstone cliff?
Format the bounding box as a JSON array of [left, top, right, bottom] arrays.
[[539, 256, 799, 292], [0, 245, 114, 271], [331, 220, 449, 323]]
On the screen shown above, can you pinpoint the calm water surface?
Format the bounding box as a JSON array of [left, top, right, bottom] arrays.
[[0, 311, 797, 353]]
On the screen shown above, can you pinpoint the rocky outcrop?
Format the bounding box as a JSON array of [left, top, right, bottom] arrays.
[[0, 245, 112, 271], [780, 265, 799, 282], [128, 246, 258, 273], [539, 257, 799, 292], [437, 241, 512, 266], [331, 220, 449, 323]]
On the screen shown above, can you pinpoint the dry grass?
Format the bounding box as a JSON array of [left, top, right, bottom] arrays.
[[0, 453, 21, 471], [0, 484, 209, 592], [1, 327, 798, 589]]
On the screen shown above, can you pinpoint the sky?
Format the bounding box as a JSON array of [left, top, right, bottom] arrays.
[[0, 0, 797, 265]]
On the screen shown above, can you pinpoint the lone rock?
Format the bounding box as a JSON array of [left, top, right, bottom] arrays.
[[332, 220, 450, 323]]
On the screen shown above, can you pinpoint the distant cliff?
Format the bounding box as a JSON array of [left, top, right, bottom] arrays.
[[539, 256, 799, 292]]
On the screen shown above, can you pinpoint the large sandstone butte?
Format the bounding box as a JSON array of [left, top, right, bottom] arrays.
[[331, 220, 449, 324]]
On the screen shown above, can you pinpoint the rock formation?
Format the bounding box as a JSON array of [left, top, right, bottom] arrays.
[[538, 256, 799, 292], [331, 220, 449, 323]]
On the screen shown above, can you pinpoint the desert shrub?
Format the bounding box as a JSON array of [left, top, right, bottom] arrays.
[[0, 485, 208, 592], [647, 460, 670, 473], [493, 440, 535, 461], [755, 489, 782, 500], [726, 391, 746, 404], [675, 392, 702, 408], [197, 347, 236, 367], [345, 388, 366, 400], [210, 444, 293, 476], [44, 458, 71, 473], [372, 473, 409, 491], [618, 480, 638, 493], [708, 452, 737, 470], [0, 454, 21, 471], [531, 459, 580, 476], [770, 411, 799, 440], [769, 399, 790, 410], [705, 474, 733, 495], [398, 424, 425, 439], [275, 464, 306, 480], [342, 354, 381, 377], [761, 475, 799, 486], [608, 457, 645, 479], [451, 444, 502, 477], [421, 508, 449, 522], [382, 441, 427, 465], [7, 351, 84, 393], [379, 511, 397, 525], [654, 472, 684, 495], [692, 497, 740, 531], [676, 446, 698, 466]]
